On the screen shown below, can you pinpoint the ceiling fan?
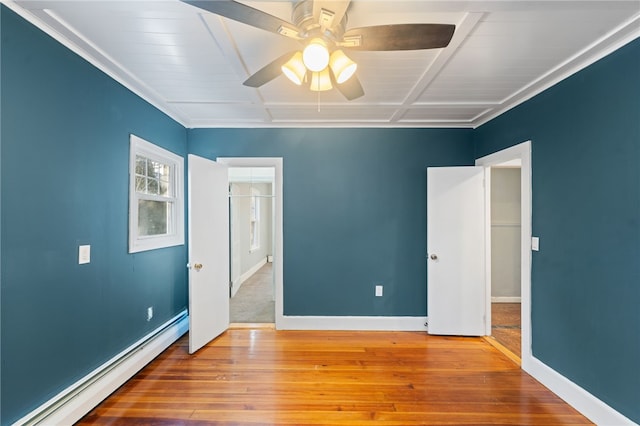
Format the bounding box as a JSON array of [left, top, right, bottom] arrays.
[[182, 0, 455, 100]]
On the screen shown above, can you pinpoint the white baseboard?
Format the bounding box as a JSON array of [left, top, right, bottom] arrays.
[[524, 356, 636, 425], [491, 297, 522, 303], [232, 257, 267, 297], [277, 315, 428, 331], [15, 311, 189, 426]]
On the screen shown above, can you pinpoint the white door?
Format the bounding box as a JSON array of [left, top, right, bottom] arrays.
[[427, 166, 486, 336], [187, 154, 229, 354]]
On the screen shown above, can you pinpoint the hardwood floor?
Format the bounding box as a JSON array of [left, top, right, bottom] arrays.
[[491, 303, 521, 358], [77, 329, 591, 425]]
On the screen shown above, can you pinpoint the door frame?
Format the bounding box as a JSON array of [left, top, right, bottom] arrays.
[[218, 157, 284, 329], [476, 141, 532, 369]]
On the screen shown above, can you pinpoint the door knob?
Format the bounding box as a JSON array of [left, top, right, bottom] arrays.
[[194, 263, 203, 271], [430, 254, 438, 260]]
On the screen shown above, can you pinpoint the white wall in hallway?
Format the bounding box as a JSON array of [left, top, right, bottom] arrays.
[[491, 167, 521, 299]]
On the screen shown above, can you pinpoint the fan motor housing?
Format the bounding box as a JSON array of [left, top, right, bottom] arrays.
[[292, 0, 347, 42]]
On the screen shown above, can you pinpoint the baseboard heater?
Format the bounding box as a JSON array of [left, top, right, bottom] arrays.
[[15, 310, 189, 426]]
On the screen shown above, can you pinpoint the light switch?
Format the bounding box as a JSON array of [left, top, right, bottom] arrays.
[[531, 237, 539, 251], [375, 285, 383, 297], [79, 245, 91, 264]]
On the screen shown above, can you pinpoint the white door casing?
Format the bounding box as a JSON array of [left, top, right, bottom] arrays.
[[476, 141, 532, 366], [427, 166, 486, 336], [187, 154, 229, 354]]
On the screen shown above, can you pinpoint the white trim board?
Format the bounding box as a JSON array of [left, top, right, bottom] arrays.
[[232, 257, 267, 298], [278, 316, 428, 331], [491, 297, 521, 303], [476, 141, 532, 360], [14, 311, 189, 426], [527, 356, 637, 425]]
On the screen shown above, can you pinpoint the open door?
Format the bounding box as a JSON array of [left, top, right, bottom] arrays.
[[187, 154, 229, 354], [427, 166, 486, 336]]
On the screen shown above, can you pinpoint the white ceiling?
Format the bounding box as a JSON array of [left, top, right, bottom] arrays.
[[8, 1, 640, 128]]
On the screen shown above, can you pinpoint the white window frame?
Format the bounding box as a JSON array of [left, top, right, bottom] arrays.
[[129, 134, 184, 253], [249, 187, 260, 252]]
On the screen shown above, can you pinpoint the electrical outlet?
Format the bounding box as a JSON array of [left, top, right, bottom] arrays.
[[147, 306, 153, 321], [375, 285, 383, 297]]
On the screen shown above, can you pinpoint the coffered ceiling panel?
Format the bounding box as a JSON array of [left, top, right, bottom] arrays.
[[9, 0, 640, 128]]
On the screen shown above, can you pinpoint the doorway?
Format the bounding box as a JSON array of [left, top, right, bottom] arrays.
[[218, 157, 284, 329], [489, 166, 522, 358], [228, 167, 275, 323], [476, 141, 532, 369]]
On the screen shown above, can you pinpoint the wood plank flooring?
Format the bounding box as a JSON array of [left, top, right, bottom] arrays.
[[77, 329, 591, 425], [491, 303, 521, 357]]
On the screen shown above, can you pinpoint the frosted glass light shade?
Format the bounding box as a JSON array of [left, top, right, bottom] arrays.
[[330, 50, 357, 84], [309, 68, 333, 91], [281, 52, 306, 85], [302, 39, 330, 72]]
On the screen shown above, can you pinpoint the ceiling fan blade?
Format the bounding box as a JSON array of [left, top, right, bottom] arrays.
[[182, 0, 302, 39], [343, 24, 455, 51], [335, 75, 364, 101], [243, 51, 298, 88], [313, 0, 351, 32]]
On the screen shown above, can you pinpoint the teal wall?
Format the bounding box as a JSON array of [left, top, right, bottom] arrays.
[[188, 128, 474, 316], [0, 7, 188, 424], [474, 38, 640, 423]]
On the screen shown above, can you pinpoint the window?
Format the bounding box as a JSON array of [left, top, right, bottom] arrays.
[[129, 135, 184, 253], [249, 187, 260, 251]]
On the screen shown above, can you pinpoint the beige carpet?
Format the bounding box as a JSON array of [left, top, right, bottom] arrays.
[[230, 263, 274, 323]]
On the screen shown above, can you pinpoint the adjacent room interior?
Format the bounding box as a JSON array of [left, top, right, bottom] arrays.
[[490, 166, 522, 359], [228, 167, 276, 324]]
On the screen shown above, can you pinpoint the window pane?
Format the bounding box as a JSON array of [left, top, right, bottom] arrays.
[[147, 160, 160, 177], [157, 164, 171, 195], [135, 176, 146, 192], [135, 156, 146, 175], [147, 178, 160, 195], [138, 200, 170, 236], [149, 160, 170, 179], [136, 156, 172, 196], [159, 180, 169, 196]]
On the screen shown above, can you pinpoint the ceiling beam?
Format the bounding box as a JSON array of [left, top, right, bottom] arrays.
[[390, 12, 485, 123], [198, 13, 275, 123]]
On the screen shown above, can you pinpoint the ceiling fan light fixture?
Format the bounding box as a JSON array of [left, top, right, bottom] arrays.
[[281, 52, 306, 85], [329, 50, 357, 84], [309, 68, 332, 92], [302, 38, 330, 72]]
